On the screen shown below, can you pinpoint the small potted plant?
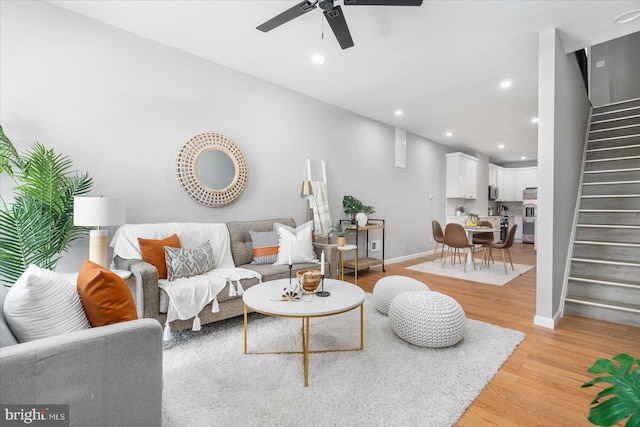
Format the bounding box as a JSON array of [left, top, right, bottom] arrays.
[[330, 223, 347, 247], [342, 195, 375, 226], [456, 205, 465, 217]]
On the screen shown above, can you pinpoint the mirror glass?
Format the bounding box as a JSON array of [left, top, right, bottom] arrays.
[[196, 149, 236, 190], [175, 132, 248, 207]]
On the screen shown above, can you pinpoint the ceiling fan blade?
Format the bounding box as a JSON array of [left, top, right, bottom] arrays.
[[323, 6, 354, 49], [344, 0, 423, 5], [256, 1, 317, 32]]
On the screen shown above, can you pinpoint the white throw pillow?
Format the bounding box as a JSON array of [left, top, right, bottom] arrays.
[[274, 224, 318, 265], [3, 265, 91, 343]]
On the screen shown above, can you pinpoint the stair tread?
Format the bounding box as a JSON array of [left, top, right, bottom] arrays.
[[564, 296, 640, 313], [574, 240, 640, 247], [589, 134, 640, 143], [568, 275, 640, 288], [571, 256, 640, 267], [576, 223, 640, 228], [590, 113, 640, 125]]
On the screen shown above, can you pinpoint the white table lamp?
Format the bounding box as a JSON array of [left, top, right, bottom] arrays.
[[73, 197, 126, 267]]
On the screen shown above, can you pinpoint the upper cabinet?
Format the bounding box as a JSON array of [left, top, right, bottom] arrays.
[[446, 153, 478, 199], [489, 163, 537, 201]]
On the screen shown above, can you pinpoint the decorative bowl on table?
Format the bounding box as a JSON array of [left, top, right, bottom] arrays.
[[297, 270, 322, 293]]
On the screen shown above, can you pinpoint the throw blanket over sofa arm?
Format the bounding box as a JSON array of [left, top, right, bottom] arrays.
[[0, 319, 163, 427], [312, 242, 338, 279], [114, 255, 161, 321]]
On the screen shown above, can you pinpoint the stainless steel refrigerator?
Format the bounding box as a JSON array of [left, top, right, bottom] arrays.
[[523, 188, 537, 243]]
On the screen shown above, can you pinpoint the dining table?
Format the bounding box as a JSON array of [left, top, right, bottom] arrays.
[[462, 226, 497, 270]]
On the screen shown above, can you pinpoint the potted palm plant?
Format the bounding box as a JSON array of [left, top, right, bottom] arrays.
[[0, 126, 93, 285]]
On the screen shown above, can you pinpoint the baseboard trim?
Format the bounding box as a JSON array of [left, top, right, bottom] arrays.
[[386, 251, 433, 264], [533, 310, 562, 329]]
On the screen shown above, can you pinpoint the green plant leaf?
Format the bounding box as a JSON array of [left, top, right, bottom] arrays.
[[582, 353, 640, 427], [0, 129, 93, 285]]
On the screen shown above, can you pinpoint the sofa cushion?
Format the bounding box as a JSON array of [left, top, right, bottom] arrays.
[[274, 222, 318, 265], [77, 260, 138, 327], [0, 285, 19, 347], [2, 264, 91, 343], [164, 240, 216, 281], [249, 230, 279, 265], [138, 234, 181, 279], [226, 218, 296, 266]]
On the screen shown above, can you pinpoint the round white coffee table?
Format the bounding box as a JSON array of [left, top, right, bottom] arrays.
[[242, 278, 365, 386]]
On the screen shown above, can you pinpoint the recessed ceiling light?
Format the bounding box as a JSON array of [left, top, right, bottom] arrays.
[[311, 54, 325, 64], [614, 9, 640, 24], [394, 110, 403, 116], [531, 117, 539, 123], [521, 156, 527, 160], [445, 131, 453, 137], [498, 144, 505, 149], [500, 80, 512, 89]]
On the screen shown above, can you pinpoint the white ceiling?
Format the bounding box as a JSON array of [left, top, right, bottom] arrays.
[[47, 0, 640, 164]]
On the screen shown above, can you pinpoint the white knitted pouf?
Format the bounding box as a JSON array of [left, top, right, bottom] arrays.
[[372, 276, 429, 315], [389, 291, 466, 348]]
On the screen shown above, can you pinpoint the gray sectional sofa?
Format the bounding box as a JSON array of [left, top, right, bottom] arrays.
[[0, 286, 163, 427], [113, 218, 337, 333]]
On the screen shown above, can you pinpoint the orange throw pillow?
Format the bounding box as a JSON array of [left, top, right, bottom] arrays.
[[137, 234, 181, 279], [77, 260, 138, 327]]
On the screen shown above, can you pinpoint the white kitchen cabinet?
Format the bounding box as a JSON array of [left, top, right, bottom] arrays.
[[515, 171, 526, 201], [524, 168, 538, 188], [487, 166, 537, 201], [489, 164, 499, 187], [502, 170, 516, 201], [446, 153, 478, 199], [514, 168, 537, 201]]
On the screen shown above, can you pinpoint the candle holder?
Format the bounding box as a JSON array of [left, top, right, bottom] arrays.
[[289, 264, 293, 285], [316, 274, 330, 297]]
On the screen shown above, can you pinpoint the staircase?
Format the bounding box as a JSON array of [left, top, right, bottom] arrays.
[[564, 97, 640, 327]]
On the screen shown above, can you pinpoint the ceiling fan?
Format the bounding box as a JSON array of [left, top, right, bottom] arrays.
[[256, 0, 424, 50]]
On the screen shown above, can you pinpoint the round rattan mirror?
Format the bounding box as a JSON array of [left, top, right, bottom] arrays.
[[175, 133, 248, 207]]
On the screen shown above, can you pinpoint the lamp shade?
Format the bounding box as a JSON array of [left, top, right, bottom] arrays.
[[300, 180, 313, 199], [73, 197, 126, 227]]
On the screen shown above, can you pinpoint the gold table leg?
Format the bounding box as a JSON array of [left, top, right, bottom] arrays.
[[244, 304, 364, 387], [243, 304, 247, 354]]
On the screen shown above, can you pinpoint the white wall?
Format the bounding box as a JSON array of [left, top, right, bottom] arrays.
[[590, 31, 640, 106], [0, 1, 448, 273], [535, 28, 590, 328]]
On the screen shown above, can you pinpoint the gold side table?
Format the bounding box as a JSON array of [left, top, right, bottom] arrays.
[[337, 244, 358, 284]]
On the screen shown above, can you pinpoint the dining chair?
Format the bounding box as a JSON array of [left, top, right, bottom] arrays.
[[481, 224, 517, 274], [442, 223, 476, 273], [472, 220, 494, 267], [431, 220, 446, 261]]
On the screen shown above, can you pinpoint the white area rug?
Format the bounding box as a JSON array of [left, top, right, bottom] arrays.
[[407, 258, 534, 286], [162, 294, 525, 426]]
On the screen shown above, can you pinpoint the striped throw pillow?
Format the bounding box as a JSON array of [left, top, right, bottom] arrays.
[[250, 230, 279, 265]]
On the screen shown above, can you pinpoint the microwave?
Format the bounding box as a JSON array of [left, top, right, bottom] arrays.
[[488, 185, 499, 200]]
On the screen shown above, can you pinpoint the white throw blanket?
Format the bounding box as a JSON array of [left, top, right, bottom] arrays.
[[158, 268, 262, 340], [110, 223, 263, 339], [311, 181, 332, 237]]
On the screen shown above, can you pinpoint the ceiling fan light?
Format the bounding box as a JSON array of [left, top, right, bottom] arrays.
[[311, 54, 326, 63], [614, 9, 640, 24]]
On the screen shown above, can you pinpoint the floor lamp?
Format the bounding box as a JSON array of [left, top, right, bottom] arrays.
[[74, 196, 126, 268]]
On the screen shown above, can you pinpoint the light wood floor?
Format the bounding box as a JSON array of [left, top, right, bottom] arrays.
[[346, 243, 640, 427]]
